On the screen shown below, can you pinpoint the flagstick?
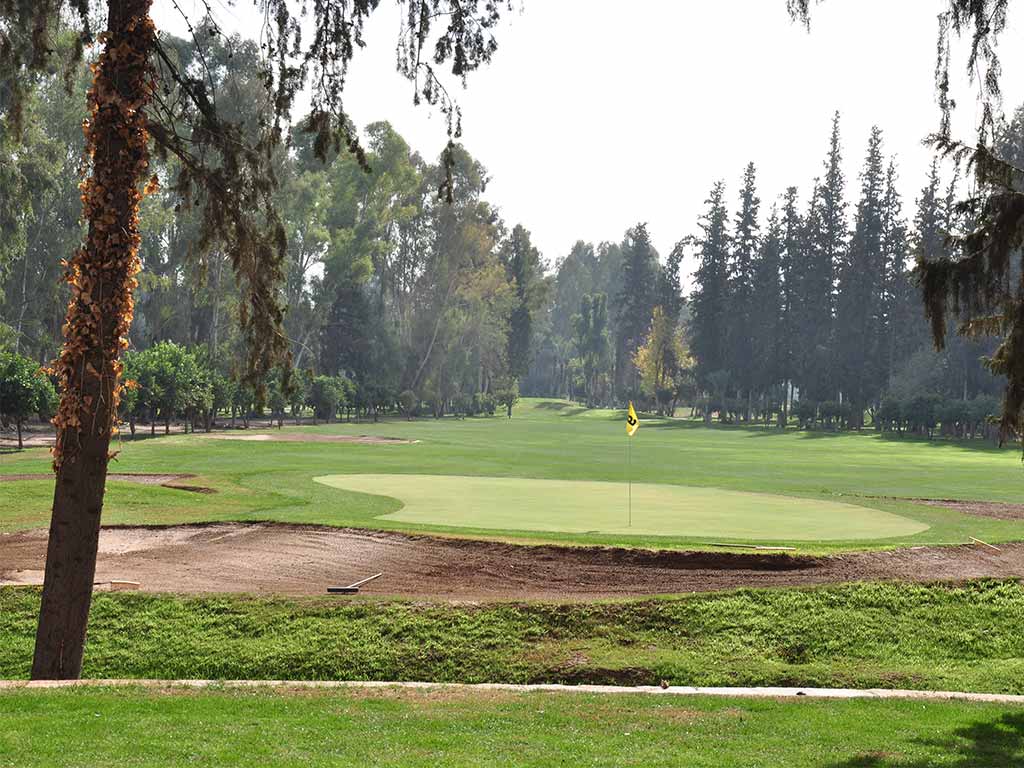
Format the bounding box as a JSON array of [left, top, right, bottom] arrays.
[[627, 430, 632, 528]]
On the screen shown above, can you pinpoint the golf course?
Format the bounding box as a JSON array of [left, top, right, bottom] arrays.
[[2, 400, 1023, 552], [4, 400, 1024, 766]]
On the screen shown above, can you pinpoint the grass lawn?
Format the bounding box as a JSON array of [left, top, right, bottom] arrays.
[[316, 473, 928, 539], [3, 581, 1024, 693], [3, 398, 1024, 551], [1, 685, 1022, 767]]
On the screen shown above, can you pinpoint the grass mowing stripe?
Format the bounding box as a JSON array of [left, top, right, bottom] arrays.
[[1, 687, 1022, 767], [3, 580, 1024, 693]]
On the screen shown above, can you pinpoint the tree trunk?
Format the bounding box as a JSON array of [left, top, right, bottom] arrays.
[[16, 419, 23, 450], [32, 0, 155, 680]]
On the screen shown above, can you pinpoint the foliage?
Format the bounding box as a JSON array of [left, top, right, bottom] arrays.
[[0, 351, 55, 445], [5, 580, 1024, 696]]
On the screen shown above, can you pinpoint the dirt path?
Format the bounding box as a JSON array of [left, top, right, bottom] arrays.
[[2, 523, 1022, 600]]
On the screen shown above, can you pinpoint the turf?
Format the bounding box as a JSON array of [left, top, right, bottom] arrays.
[[315, 473, 928, 539], [3, 581, 1024, 693], [2, 686, 1023, 767], [3, 398, 1024, 551]]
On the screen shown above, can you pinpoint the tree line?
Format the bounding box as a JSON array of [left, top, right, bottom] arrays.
[[521, 112, 1012, 435], [1, 33, 1012, 437]]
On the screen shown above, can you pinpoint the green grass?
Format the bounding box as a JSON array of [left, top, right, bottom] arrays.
[[3, 398, 1024, 551], [2, 686, 1023, 767], [3, 581, 1024, 693], [316, 473, 928, 539]]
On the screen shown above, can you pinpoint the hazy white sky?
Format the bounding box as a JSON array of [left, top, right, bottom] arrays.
[[154, 1, 1024, 278]]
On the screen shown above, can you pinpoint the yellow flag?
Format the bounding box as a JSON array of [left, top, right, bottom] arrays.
[[626, 401, 639, 437]]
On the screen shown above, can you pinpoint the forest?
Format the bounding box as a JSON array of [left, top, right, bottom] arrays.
[[0, 22, 1010, 441]]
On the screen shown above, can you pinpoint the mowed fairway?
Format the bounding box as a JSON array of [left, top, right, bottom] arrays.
[[315, 474, 928, 539], [3, 398, 1024, 551]]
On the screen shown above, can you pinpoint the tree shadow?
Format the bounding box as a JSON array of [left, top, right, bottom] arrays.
[[827, 711, 1024, 767], [640, 417, 1016, 454], [532, 401, 593, 417]]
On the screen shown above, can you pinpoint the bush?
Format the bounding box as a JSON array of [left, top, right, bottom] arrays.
[[308, 376, 343, 422], [398, 389, 417, 418], [0, 351, 55, 448], [794, 399, 817, 429]]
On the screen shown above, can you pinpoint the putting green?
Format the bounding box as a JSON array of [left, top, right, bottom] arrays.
[[313, 474, 929, 541]]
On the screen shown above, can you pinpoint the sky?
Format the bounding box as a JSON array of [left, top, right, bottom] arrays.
[[153, 1, 1024, 281]]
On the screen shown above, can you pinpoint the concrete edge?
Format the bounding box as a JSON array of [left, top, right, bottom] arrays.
[[1, 679, 1023, 705]]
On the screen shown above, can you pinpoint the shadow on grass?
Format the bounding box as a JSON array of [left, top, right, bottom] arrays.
[[827, 712, 1024, 767], [532, 401, 593, 417], [641, 416, 1015, 455]]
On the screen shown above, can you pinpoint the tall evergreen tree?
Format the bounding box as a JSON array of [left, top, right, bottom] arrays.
[[835, 126, 886, 427], [798, 112, 847, 402], [751, 205, 784, 419], [690, 182, 732, 392], [614, 223, 659, 397], [777, 186, 803, 422], [879, 159, 910, 386], [728, 162, 761, 417]]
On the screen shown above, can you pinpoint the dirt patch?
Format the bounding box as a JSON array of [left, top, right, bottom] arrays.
[[2, 522, 1023, 600], [202, 433, 416, 445], [0, 473, 214, 493], [913, 498, 1024, 521]]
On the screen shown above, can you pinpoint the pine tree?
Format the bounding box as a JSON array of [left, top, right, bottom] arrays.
[[690, 182, 732, 395], [777, 186, 803, 423], [879, 160, 910, 387], [751, 205, 784, 421], [614, 223, 659, 397], [835, 126, 886, 428], [728, 162, 761, 418], [797, 112, 847, 403]]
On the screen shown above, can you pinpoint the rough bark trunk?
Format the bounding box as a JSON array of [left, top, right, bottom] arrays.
[[31, 0, 155, 680]]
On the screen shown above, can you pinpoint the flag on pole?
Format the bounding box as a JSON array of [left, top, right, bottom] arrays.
[[626, 401, 640, 437]]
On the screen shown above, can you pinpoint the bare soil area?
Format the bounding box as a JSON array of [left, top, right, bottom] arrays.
[[911, 498, 1024, 521], [1, 523, 1021, 600]]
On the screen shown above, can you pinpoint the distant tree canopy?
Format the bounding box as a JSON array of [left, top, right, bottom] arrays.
[[790, 0, 1024, 442]]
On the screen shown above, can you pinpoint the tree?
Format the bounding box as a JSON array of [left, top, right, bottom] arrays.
[[728, 162, 761, 418], [834, 126, 886, 428], [633, 306, 688, 416], [690, 182, 731, 393], [791, 1, 1024, 443], [3, 0, 511, 680], [0, 351, 55, 449], [614, 223, 659, 398], [750, 205, 784, 421], [500, 224, 547, 384], [571, 293, 612, 407], [308, 375, 344, 423], [797, 112, 847, 402]]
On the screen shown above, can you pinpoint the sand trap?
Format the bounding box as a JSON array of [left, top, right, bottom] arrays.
[[2, 522, 1022, 599]]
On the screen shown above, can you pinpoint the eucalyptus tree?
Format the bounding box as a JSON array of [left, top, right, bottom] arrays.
[[500, 223, 547, 383], [2, 0, 511, 680]]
